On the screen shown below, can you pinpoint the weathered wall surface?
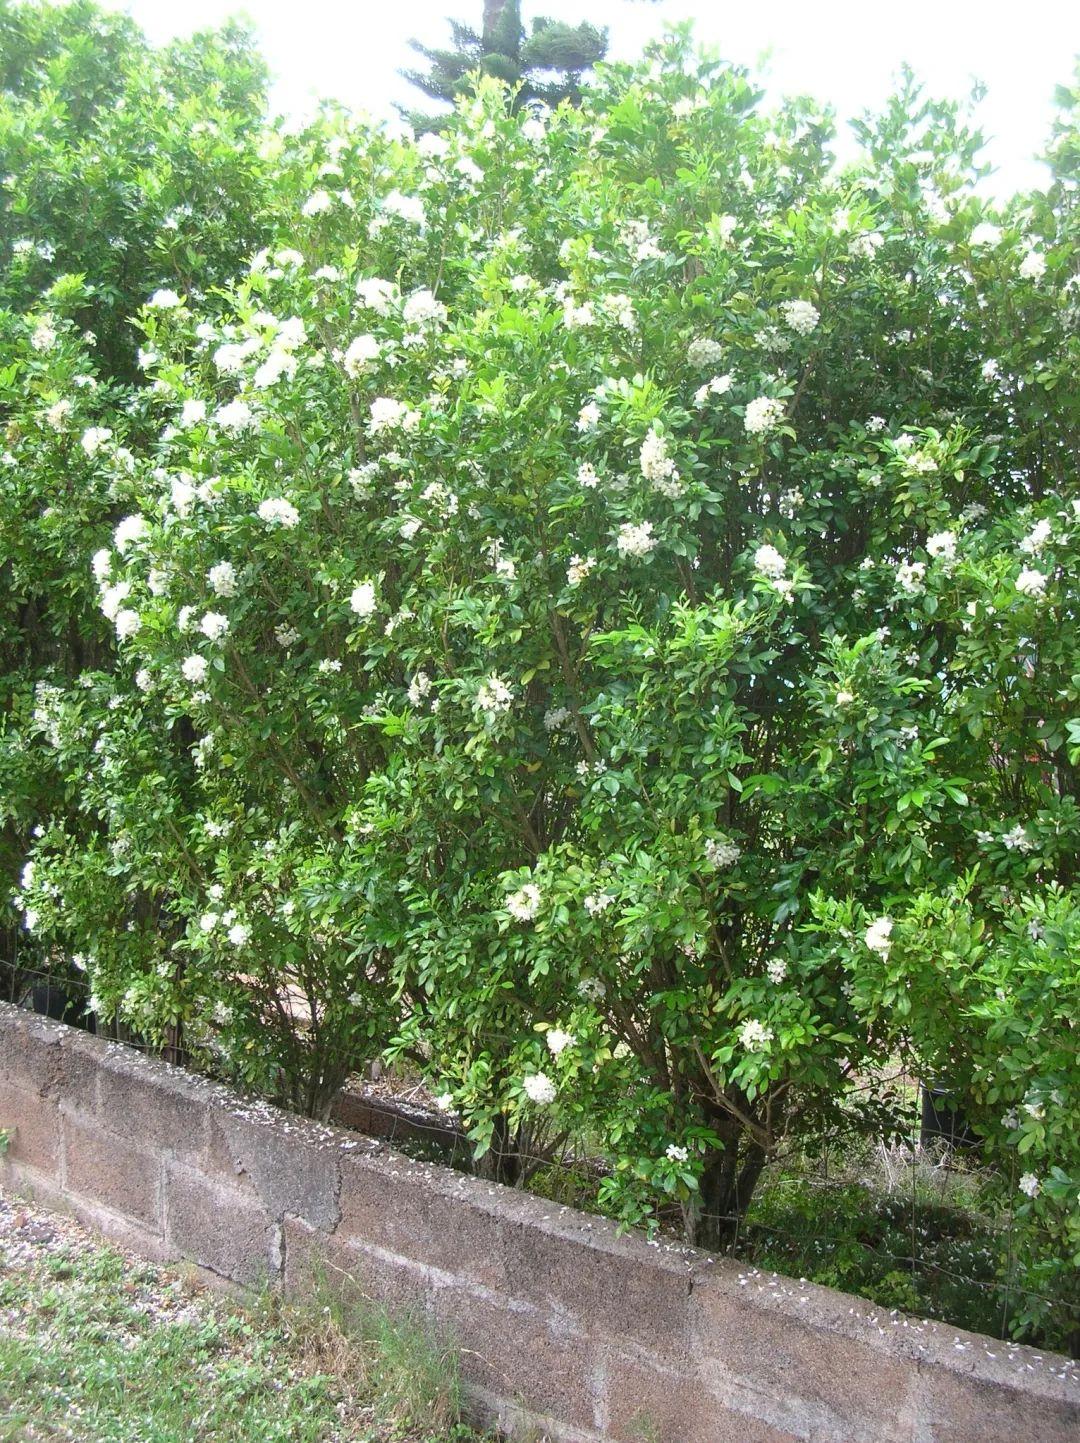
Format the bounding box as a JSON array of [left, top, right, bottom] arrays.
[[1, 1002, 1076, 1442]]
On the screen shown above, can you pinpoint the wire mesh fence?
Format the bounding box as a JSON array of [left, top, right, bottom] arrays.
[[2, 947, 1077, 1354]]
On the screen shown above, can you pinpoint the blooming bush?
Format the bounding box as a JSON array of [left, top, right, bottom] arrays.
[[0, 1, 275, 999], [9, 12, 1080, 1344]]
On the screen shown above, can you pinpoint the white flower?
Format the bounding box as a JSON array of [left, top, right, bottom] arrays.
[[44, 398, 73, 430], [214, 399, 254, 431], [199, 611, 229, 642], [31, 315, 58, 351], [694, 374, 733, 408], [407, 671, 432, 707], [687, 336, 725, 368], [199, 911, 219, 933], [615, 521, 656, 559], [227, 923, 251, 947], [970, 222, 1003, 247], [417, 131, 449, 160], [1002, 824, 1034, 853], [665, 1143, 689, 1163], [639, 428, 680, 492], [147, 288, 182, 309], [92, 548, 112, 581], [317, 658, 342, 674], [522, 1071, 557, 1105], [402, 288, 447, 328], [780, 299, 820, 335], [181, 654, 209, 684], [577, 401, 601, 432], [253, 347, 298, 389], [546, 1029, 575, 1055], [850, 231, 884, 259], [434, 1091, 455, 1113], [577, 461, 600, 489], [981, 359, 1001, 383], [381, 190, 425, 226], [744, 396, 785, 436], [81, 426, 113, 456], [567, 554, 594, 587], [865, 415, 886, 433], [1015, 567, 1047, 598], [356, 277, 399, 313], [865, 916, 893, 957], [368, 396, 417, 435], [180, 398, 206, 427], [208, 562, 237, 597], [113, 514, 146, 552], [705, 835, 740, 869], [114, 608, 141, 640], [895, 560, 926, 595], [507, 883, 541, 922], [584, 892, 613, 916], [1018, 250, 1046, 282], [135, 668, 153, 692], [738, 1019, 774, 1052], [349, 581, 377, 619], [343, 334, 381, 376], [544, 706, 572, 732], [926, 530, 957, 562], [1019, 519, 1052, 555], [766, 957, 788, 984], [1018, 1173, 1040, 1199], [301, 189, 332, 216], [476, 674, 513, 715], [835, 689, 854, 707], [258, 497, 300, 528], [753, 543, 786, 579]]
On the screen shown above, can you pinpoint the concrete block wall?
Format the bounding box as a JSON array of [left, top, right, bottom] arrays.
[[1, 1002, 1076, 1441]]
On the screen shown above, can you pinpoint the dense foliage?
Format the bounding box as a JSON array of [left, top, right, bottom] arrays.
[[5, 3, 1078, 1350], [0, 0, 273, 997]]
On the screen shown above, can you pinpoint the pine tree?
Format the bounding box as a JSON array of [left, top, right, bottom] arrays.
[[401, 1, 607, 120]]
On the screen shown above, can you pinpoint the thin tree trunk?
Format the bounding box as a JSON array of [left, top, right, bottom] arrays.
[[482, 0, 509, 48], [687, 1140, 768, 1251]]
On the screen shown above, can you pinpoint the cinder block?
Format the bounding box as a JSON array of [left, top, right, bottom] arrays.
[[61, 1112, 161, 1230], [0, 1078, 61, 1174], [337, 1152, 513, 1294], [206, 1103, 342, 1232], [600, 1349, 799, 1443], [912, 1358, 1080, 1443], [86, 1047, 211, 1164], [0, 1009, 66, 1095], [690, 1270, 919, 1443], [164, 1164, 274, 1287]]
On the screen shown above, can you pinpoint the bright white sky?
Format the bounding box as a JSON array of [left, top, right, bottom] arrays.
[[102, 0, 1079, 197]]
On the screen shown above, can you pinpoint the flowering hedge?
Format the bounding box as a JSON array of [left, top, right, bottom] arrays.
[[8, 12, 1080, 1347]]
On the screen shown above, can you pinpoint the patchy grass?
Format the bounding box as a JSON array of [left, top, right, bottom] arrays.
[[0, 1190, 486, 1442]]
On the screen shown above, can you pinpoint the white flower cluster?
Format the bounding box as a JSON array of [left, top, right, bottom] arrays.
[[687, 336, 724, 368], [476, 674, 513, 715], [349, 581, 377, 618], [615, 521, 656, 559], [507, 883, 541, 921], [523, 1071, 557, 1105], [738, 1018, 774, 1052], [639, 428, 681, 497], [693, 374, 732, 408], [258, 497, 300, 528], [704, 834, 740, 869], [864, 916, 893, 958], [780, 299, 819, 336], [744, 396, 785, 436]]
